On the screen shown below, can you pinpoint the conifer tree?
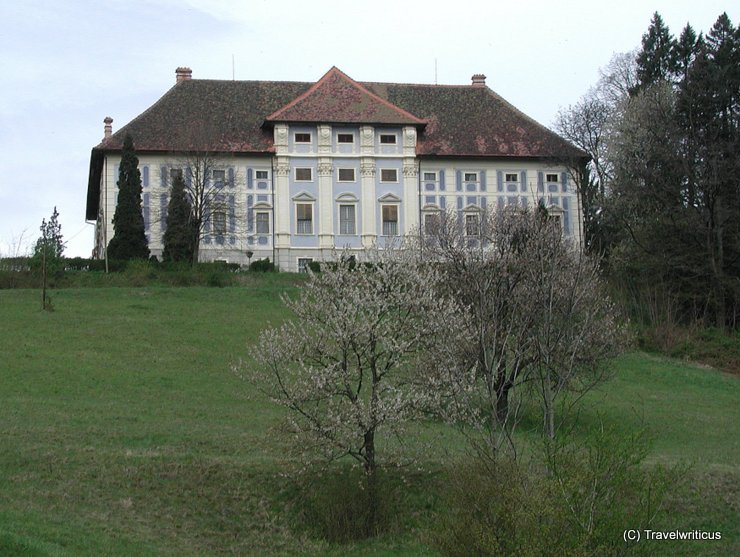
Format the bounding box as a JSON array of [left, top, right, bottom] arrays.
[[162, 173, 196, 263], [634, 12, 677, 91], [107, 135, 149, 260]]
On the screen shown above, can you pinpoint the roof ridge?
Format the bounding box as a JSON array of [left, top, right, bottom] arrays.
[[265, 67, 425, 124]]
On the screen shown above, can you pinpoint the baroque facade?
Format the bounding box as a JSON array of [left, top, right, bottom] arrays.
[[86, 67, 586, 272]]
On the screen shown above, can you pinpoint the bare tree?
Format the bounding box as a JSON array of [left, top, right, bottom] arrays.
[[240, 250, 466, 531], [411, 207, 625, 453], [159, 152, 246, 265]]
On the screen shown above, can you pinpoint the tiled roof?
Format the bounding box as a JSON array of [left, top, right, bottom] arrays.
[[364, 82, 584, 159], [88, 68, 586, 219], [265, 67, 425, 126], [96, 79, 310, 153], [93, 69, 583, 159]]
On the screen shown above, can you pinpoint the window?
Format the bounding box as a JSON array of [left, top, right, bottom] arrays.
[[256, 170, 269, 180], [170, 168, 183, 182], [294, 132, 311, 143], [465, 213, 480, 236], [379, 134, 397, 144], [380, 168, 398, 182], [213, 169, 225, 186], [339, 204, 356, 235], [296, 203, 313, 234], [424, 212, 440, 232], [298, 258, 313, 273], [337, 168, 356, 182], [255, 211, 270, 234], [213, 210, 227, 235], [337, 133, 354, 144], [295, 167, 312, 181], [546, 173, 559, 183], [423, 172, 437, 181], [382, 205, 398, 236], [464, 172, 478, 182], [505, 173, 518, 182]]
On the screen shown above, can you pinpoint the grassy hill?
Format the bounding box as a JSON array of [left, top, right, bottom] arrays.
[[0, 282, 737, 556]]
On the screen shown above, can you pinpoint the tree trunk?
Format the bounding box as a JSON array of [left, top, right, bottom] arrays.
[[363, 429, 378, 536], [494, 377, 513, 424], [543, 370, 556, 440]]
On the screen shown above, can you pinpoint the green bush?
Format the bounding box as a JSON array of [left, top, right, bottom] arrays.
[[249, 258, 275, 272], [433, 427, 679, 557], [293, 467, 403, 544]]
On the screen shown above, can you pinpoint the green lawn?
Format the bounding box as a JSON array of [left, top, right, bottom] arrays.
[[0, 284, 737, 556]]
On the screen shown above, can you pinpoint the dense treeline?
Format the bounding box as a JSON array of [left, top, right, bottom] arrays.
[[557, 12, 739, 330]]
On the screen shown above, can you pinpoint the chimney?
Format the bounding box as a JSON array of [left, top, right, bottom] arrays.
[[471, 73, 487, 87], [176, 67, 193, 83], [103, 116, 113, 140]]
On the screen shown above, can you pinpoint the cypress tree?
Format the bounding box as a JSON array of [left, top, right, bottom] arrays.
[[107, 135, 149, 260], [162, 173, 196, 263]]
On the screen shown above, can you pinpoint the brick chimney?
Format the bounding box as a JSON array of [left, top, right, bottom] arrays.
[[471, 73, 487, 87], [176, 67, 193, 83], [103, 116, 113, 140]]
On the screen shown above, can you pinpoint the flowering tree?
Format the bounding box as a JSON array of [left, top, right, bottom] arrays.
[[243, 251, 466, 531], [413, 207, 625, 454]]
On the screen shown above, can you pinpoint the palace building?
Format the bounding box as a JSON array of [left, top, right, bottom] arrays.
[[86, 66, 585, 271]]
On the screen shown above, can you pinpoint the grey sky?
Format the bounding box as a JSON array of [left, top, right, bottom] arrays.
[[0, 0, 735, 257]]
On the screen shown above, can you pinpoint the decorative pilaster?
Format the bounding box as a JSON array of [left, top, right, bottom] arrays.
[[403, 126, 417, 158], [274, 124, 289, 156], [318, 157, 334, 248], [275, 156, 291, 248], [317, 125, 332, 155], [403, 157, 419, 235], [360, 125, 375, 157], [361, 156, 377, 246]]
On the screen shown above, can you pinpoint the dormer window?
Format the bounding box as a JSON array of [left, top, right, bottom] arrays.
[[379, 134, 397, 145], [294, 132, 311, 143]]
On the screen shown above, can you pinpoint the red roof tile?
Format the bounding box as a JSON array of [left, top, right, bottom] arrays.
[[265, 67, 425, 126]]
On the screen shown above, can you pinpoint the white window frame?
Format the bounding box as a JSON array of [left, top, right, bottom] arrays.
[[380, 168, 398, 183], [295, 202, 314, 235], [546, 173, 559, 183], [294, 132, 312, 143], [505, 173, 518, 183], [212, 169, 226, 187], [423, 171, 438, 181], [255, 211, 270, 234], [297, 258, 313, 273], [212, 209, 227, 235], [295, 167, 313, 182], [381, 204, 399, 236], [338, 203, 357, 235], [423, 211, 441, 233], [255, 169, 269, 180], [337, 168, 356, 182], [465, 212, 480, 237], [337, 133, 354, 144], [379, 133, 397, 145], [463, 172, 479, 183]]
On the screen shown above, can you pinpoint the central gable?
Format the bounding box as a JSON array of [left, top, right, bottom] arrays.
[[265, 67, 425, 126]]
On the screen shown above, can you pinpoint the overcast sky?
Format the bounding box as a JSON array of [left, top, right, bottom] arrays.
[[0, 0, 735, 257]]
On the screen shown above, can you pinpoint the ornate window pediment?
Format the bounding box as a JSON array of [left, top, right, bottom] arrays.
[[292, 191, 316, 202]]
